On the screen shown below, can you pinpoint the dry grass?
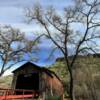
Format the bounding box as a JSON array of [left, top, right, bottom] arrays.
[[0, 75, 13, 88]]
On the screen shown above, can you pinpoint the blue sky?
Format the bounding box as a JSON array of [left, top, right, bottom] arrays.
[[0, 0, 72, 75], [1, 0, 100, 75]]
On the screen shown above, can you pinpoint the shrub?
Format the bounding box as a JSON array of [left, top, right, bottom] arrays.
[[46, 95, 61, 100]]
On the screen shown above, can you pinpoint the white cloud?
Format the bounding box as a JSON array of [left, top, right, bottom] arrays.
[[0, 0, 72, 33]]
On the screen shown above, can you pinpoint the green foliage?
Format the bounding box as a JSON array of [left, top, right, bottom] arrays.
[[46, 95, 61, 100], [49, 61, 68, 79]]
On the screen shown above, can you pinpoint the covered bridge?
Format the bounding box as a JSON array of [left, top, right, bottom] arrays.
[[11, 62, 64, 99]]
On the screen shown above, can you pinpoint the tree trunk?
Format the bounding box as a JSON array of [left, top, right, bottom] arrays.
[[69, 69, 75, 100], [0, 73, 2, 77], [0, 71, 4, 77], [64, 58, 75, 100]]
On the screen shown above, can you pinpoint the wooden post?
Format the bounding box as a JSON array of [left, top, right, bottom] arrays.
[[32, 91, 34, 99], [23, 90, 24, 100], [61, 94, 64, 100], [50, 79, 53, 96], [5, 90, 8, 100], [43, 92, 46, 100]]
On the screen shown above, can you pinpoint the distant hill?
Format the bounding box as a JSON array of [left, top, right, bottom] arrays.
[[54, 53, 100, 82]]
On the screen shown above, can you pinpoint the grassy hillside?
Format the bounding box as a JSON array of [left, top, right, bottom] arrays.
[[50, 56, 100, 80], [0, 75, 13, 88], [49, 56, 100, 100]]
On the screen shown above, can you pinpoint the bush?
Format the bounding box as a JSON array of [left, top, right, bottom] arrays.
[[46, 96, 61, 100]]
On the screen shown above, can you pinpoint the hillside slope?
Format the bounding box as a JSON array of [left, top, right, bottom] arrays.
[[49, 56, 100, 99], [0, 75, 13, 88]]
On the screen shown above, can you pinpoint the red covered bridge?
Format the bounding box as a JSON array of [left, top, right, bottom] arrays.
[[0, 62, 64, 100]]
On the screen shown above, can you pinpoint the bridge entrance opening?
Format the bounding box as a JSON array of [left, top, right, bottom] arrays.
[[16, 72, 39, 93]]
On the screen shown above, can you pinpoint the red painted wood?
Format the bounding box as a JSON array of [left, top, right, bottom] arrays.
[[0, 94, 33, 100], [0, 88, 39, 100]]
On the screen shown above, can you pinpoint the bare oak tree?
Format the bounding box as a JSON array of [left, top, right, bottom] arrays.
[[0, 25, 39, 76], [25, 0, 100, 100]]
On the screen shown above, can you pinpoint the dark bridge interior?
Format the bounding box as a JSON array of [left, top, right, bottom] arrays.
[[16, 72, 39, 94]]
